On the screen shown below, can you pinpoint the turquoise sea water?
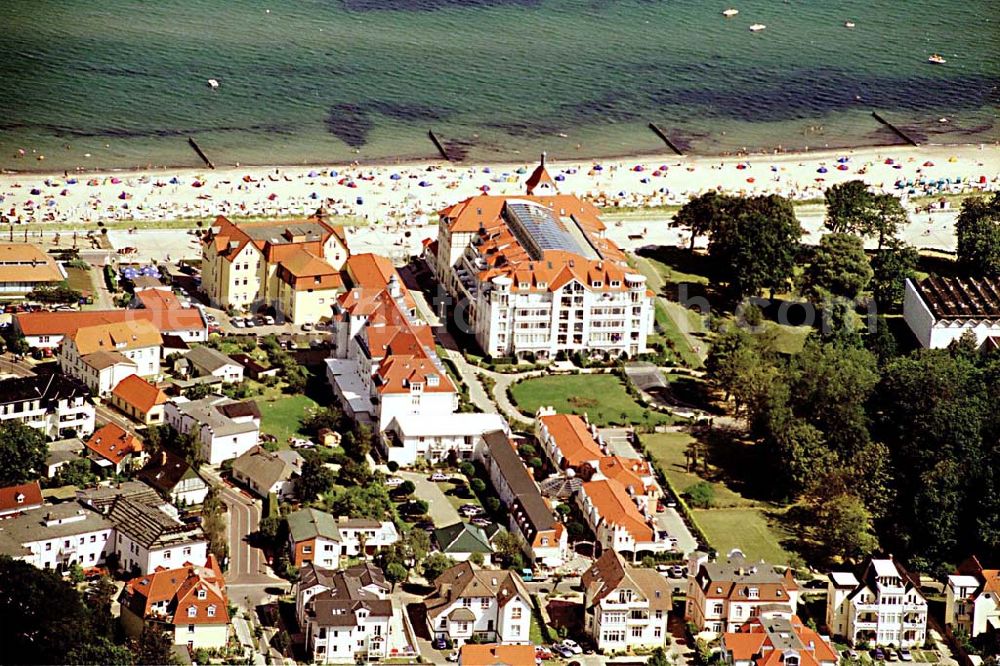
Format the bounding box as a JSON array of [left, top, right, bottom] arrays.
[[1, 0, 997, 171]]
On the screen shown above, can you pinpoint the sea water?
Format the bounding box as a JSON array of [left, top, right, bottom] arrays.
[[1, 0, 997, 171]]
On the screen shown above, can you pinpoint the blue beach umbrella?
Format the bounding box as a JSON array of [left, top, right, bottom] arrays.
[[817, 167, 828, 173], [555, 174, 565, 182], [516, 167, 527, 174], [390, 173, 401, 181], [593, 164, 604, 171], [419, 181, 431, 187]]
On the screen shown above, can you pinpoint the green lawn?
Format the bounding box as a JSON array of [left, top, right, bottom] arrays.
[[258, 393, 320, 445], [510, 374, 673, 427], [693, 507, 793, 564], [64, 266, 94, 295], [642, 432, 752, 507]]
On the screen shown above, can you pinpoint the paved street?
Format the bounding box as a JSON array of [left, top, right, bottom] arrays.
[[399, 471, 461, 526]]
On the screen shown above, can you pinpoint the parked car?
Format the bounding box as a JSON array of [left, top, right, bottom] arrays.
[[231, 318, 245, 328], [471, 517, 492, 527], [669, 565, 685, 578], [429, 472, 449, 482], [886, 650, 898, 662], [301, 322, 314, 331], [446, 650, 459, 662], [432, 637, 447, 650], [898, 649, 912, 662], [263, 315, 275, 325], [872, 648, 886, 661], [244, 317, 256, 327], [208, 324, 223, 334], [846, 649, 859, 660], [561, 639, 583, 655], [385, 477, 404, 488], [550, 644, 573, 658], [535, 647, 553, 660], [656, 564, 671, 573]]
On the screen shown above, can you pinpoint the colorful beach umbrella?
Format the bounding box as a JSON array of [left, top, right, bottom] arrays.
[[390, 173, 401, 180], [817, 167, 828, 173]]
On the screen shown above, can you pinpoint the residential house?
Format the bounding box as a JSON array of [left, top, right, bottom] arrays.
[[185, 346, 245, 384], [903, 277, 1000, 349], [431, 156, 654, 359], [296, 562, 395, 664], [121, 555, 230, 649], [424, 561, 533, 646], [946, 556, 1000, 639], [0, 500, 114, 573], [687, 550, 799, 635], [59, 319, 162, 396], [164, 394, 260, 464], [15, 307, 207, 349], [106, 495, 209, 575], [0, 481, 44, 517], [826, 556, 927, 647], [231, 446, 301, 499], [0, 373, 95, 439], [199, 215, 348, 317], [45, 437, 85, 477], [325, 254, 458, 430], [433, 522, 500, 565], [110, 374, 168, 425], [229, 353, 280, 381], [577, 477, 670, 559], [477, 430, 568, 568], [722, 615, 839, 666], [84, 423, 144, 474], [137, 450, 210, 507], [459, 644, 538, 666], [287, 508, 399, 568], [381, 413, 509, 467], [582, 550, 671, 652], [0, 243, 65, 294]]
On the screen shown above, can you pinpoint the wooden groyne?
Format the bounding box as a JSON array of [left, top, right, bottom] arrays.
[[187, 137, 215, 169], [871, 111, 920, 147], [427, 130, 452, 161], [648, 122, 685, 156]]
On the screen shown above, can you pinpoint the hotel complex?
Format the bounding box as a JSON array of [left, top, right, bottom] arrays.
[[430, 158, 655, 359]]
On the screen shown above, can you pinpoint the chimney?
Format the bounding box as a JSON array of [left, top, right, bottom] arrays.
[[161, 451, 168, 465], [540, 151, 546, 167]]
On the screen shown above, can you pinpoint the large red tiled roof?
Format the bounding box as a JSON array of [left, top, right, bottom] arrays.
[[16, 307, 205, 336], [0, 481, 43, 513], [85, 423, 142, 465], [112, 375, 167, 414], [125, 555, 229, 625]]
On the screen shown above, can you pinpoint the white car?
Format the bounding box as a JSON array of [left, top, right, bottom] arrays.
[[231, 318, 245, 328], [264, 315, 275, 325], [446, 651, 459, 663], [385, 477, 405, 488], [429, 472, 449, 482], [561, 639, 583, 655]]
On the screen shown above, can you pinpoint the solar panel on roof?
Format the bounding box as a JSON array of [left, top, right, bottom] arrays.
[[504, 201, 584, 259]]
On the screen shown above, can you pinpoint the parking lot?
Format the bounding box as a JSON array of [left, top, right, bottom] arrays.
[[398, 471, 461, 526]]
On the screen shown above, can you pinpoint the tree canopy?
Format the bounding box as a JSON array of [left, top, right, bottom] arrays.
[[956, 192, 1000, 276], [0, 421, 48, 485], [800, 232, 873, 301], [672, 191, 735, 250], [824, 180, 906, 249]]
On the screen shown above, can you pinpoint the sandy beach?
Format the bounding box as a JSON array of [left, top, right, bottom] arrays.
[[2, 144, 997, 261]]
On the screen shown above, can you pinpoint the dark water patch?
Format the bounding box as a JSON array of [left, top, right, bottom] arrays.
[[326, 103, 372, 147], [341, 0, 539, 11], [441, 138, 472, 161], [483, 120, 566, 138], [0, 122, 293, 139]]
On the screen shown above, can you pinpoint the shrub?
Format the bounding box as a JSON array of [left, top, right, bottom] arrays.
[[387, 461, 399, 472], [685, 481, 715, 509], [470, 479, 486, 494]]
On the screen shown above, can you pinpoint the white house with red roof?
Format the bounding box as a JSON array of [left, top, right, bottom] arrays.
[[946, 555, 1000, 638], [826, 556, 927, 647], [722, 614, 838, 666], [121, 555, 230, 648], [85, 423, 144, 474], [0, 481, 44, 517], [431, 157, 654, 360]]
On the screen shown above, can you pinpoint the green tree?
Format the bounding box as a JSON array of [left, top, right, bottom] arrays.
[[492, 530, 525, 568], [799, 233, 873, 301], [299, 451, 335, 502], [647, 647, 672, 666], [814, 493, 879, 563], [685, 481, 714, 508], [708, 195, 802, 299], [0, 420, 48, 485], [824, 182, 905, 249], [406, 528, 431, 564], [133, 625, 178, 665], [870, 239, 918, 307], [0, 556, 92, 664], [421, 553, 457, 582], [201, 487, 229, 564], [385, 562, 409, 590], [470, 552, 485, 566], [2, 328, 29, 356], [301, 406, 343, 437], [673, 191, 735, 250], [68, 637, 134, 665], [326, 484, 397, 521], [956, 192, 1000, 276], [396, 480, 416, 497], [48, 456, 98, 488], [184, 383, 213, 400]]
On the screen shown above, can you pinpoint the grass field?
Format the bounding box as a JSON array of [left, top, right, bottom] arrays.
[[693, 508, 793, 564], [510, 374, 673, 427], [642, 431, 752, 507], [258, 393, 321, 444], [64, 266, 94, 295]]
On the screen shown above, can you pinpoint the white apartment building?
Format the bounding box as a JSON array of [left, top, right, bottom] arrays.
[[687, 550, 799, 635], [577, 477, 671, 559], [946, 556, 1000, 639], [424, 561, 533, 646], [59, 319, 162, 396], [582, 550, 671, 652], [0, 374, 96, 439], [108, 496, 209, 576], [826, 557, 927, 647], [381, 413, 509, 466], [296, 563, 397, 664], [903, 277, 1000, 349], [432, 158, 654, 360], [164, 394, 260, 465], [0, 501, 114, 573]]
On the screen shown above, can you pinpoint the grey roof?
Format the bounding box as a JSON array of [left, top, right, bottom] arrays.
[[504, 201, 585, 258], [700, 551, 788, 586], [186, 346, 243, 374], [434, 522, 495, 555], [0, 373, 92, 407], [911, 276, 1000, 320], [0, 501, 112, 557], [83, 349, 137, 370], [137, 451, 205, 495], [77, 481, 163, 513], [232, 446, 291, 491], [302, 562, 393, 626], [482, 430, 557, 541], [107, 496, 205, 549], [170, 395, 259, 437], [46, 438, 85, 468]]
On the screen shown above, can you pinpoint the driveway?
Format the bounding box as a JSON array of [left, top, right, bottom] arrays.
[[656, 507, 699, 556], [399, 471, 461, 526]]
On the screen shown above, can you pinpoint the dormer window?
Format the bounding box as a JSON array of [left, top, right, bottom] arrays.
[[592, 281, 603, 288], [207, 605, 216, 617], [519, 282, 530, 289], [610, 280, 621, 287], [537, 282, 547, 289], [749, 587, 759, 599], [427, 374, 439, 387], [197, 589, 207, 600], [15, 493, 24, 505], [187, 606, 197, 618]]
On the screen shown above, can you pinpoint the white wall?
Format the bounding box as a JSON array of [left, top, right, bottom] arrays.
[[24, 528, 113, 571]]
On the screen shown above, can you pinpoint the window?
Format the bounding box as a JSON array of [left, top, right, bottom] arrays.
[[748, 587, 759, 599], [303, 545, 313, 554], [654, 627, 662, 638], [207, 605, 216, 617], [90, 535, 96, 543], [656, 610, 663, 620], [197, 589, 207, 600], [462, 598, 473, 607], [712, 603, 724, 615], [45, 543, 51, 551], [187, 606, 197, 618], [183, 547, 191, 556], [164, 550, 171, 560], [510, 625, 521, 635], [512, 607, 522, 619], [188, 624, 195, 633], [632, 627, 643, 638]]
